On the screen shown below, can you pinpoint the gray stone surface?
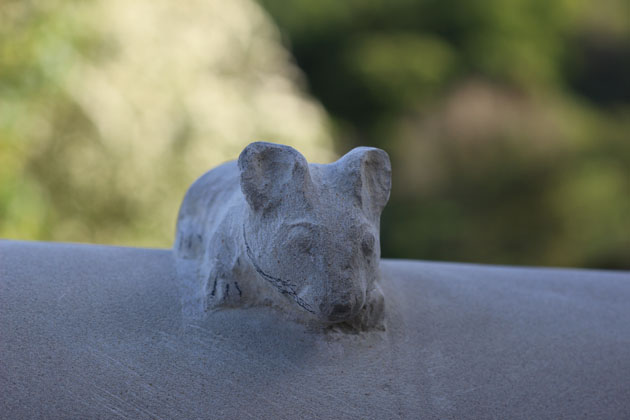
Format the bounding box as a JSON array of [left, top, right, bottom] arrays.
[[2, 240, 630, 419], [174, 142, 391, 328]]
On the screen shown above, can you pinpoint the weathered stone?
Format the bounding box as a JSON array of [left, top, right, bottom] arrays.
[[2, 240, 630, 419], [174, 142, 391, 328]]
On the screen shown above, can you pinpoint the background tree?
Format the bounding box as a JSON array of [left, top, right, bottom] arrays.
[[1, 0, 629, 268], [258, 0, 630, 268], [0, 0, 333, 246]]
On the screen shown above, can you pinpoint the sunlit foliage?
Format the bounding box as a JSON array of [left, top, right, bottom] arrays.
[[1, 0, 628, 268], [0, 0, 333, 247]]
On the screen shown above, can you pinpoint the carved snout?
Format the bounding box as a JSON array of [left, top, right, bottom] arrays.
[[319, 291, 365, 323]]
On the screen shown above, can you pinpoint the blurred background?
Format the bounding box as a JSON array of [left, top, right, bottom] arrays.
[[1, 0, 629, 269]]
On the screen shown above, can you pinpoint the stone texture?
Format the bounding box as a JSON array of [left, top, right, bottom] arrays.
[[2, 240, 630, 419], [174, 142, 391, 328]]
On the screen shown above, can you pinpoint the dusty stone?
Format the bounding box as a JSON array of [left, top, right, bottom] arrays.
[[174, 142, 391, 328], [2, 240, 630, 419]]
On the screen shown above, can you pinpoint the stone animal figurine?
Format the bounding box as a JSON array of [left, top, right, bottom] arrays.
[[174, 142, 391, 329]]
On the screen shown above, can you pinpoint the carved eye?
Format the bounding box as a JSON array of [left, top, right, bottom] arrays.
[[295, 236, 312, 253], [288, 225, 313, 254], [361, 233, 376, 256]]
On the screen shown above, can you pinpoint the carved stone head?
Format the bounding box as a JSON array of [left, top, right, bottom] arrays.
[[239, 142, 391, 324]]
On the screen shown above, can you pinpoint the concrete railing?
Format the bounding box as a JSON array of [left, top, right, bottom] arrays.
[[2, 240, 629, 419]]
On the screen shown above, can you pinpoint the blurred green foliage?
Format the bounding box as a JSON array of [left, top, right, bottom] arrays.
[[258, 0, 630, 268], [0, 0, 333, 247], [1, 0, 93, 240], [1, 0, 629, 269]]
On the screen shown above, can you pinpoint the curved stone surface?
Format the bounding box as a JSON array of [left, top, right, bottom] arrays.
[[1, 240, 629, 419]]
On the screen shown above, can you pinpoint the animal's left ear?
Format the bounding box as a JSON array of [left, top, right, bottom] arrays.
[[239, 142, 312, 213], [336, 147, 392, 222]]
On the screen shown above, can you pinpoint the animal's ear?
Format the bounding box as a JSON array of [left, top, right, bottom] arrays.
[[337, 147, 391, 222], [238, 142, 311, 212]]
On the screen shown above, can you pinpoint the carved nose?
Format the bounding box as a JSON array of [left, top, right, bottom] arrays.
[[323, 295, 362, 323], [330, 302, 352, 319]]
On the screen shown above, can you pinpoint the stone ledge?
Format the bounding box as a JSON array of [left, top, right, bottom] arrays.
[[1, 240, 629, 419]]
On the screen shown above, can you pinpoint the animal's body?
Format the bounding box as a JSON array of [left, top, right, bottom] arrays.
[[174, 142, 391, 328]]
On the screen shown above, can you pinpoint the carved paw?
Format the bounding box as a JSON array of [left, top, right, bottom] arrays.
[[205, 275, 244, 308]]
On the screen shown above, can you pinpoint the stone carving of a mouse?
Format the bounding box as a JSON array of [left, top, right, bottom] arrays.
[[174, 142, 391, 329]]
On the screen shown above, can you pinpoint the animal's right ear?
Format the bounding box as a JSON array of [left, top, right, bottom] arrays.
[[238, 142, 311, 212]]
